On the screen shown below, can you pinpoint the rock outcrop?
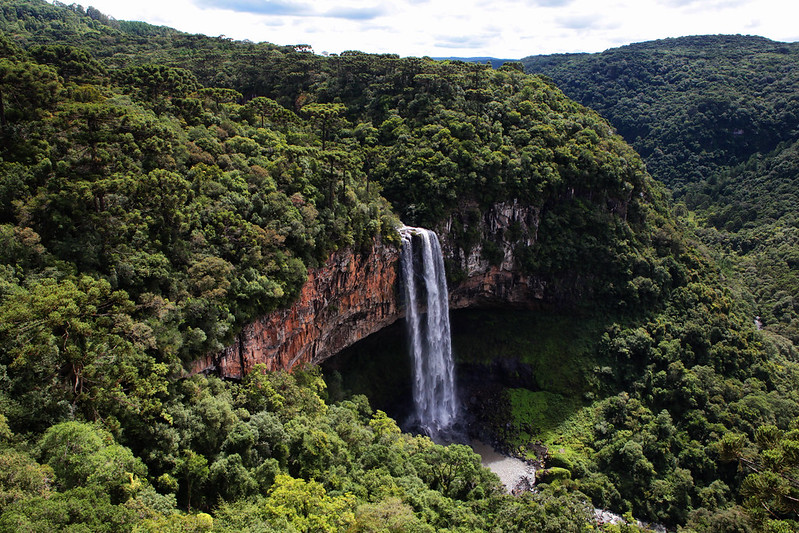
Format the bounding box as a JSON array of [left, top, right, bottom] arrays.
[[442, 200, 546, 310], [194, 201, 547, 378]]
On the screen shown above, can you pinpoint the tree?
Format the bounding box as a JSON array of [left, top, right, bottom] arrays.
[[0, 450, 53, 510], [174, 449, 209, 512], [261, 474, 357, 532], [0, 277, 167, 429], [37, 421, 108, 490], [245, 96, 296, 128], [197, 87, 242, 111], [116, 64, 199, 113], [301, 102, 347, 150], [734, 424, 799, 523], [0, 487, 137, 533], [37, 422, 147, 498], [411, 441, 499, 500], [29, 44, 105, 83]]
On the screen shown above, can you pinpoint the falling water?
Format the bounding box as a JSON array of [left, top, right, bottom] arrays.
[[399, 226, 459, 439]]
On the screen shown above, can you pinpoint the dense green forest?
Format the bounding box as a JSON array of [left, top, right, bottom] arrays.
[[522, 35, 799, 191], [524, 34, 799, 395], [0, 2, 798, 531]]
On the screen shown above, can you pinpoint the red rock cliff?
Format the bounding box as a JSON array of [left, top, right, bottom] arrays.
[[191, 239, 401, 378]]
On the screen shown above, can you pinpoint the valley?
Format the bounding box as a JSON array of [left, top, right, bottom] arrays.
[[0, 2, 798, 532]]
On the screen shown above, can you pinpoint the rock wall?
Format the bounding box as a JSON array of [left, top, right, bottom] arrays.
[[194, 201, 547, 378], [441, 200, 546, 309], [191, 239, 402, 378]]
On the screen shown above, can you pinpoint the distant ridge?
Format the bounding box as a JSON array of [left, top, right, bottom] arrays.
[[520, 34, 799, 189], [433, 56, 518, 69]]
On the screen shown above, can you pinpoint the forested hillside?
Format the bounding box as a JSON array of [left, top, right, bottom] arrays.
[[522, 35, 799, 190], [684, 138, 799, 345], [523, 34, 799, 384], [0, 3, 798, 531]]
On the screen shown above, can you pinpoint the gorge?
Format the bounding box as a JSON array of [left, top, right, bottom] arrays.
[[6, 4, 796, 528]]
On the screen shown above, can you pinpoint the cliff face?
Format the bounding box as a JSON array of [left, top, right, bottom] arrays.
[[441, 200, 546, 310], [191, 239, 402, 378], [195, 201, 547, 377]]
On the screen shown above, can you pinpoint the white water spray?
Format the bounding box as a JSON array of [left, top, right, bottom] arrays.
[[399, 226, 459, 438]]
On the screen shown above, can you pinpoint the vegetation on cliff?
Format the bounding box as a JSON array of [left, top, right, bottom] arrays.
[[0, 0, 661, 428], [0, 2, 797, 531]]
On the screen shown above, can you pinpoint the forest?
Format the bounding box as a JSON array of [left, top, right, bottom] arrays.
[[0, 2, 797, 531], [522, 35, 799, 192], [523, 34, 799, 400]]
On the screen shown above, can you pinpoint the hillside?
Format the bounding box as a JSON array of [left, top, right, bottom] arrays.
[[523, 33, 799, 367], [522, 35, 799, 191], [685, 138, 799, 344], [0, 3, 798, 531]]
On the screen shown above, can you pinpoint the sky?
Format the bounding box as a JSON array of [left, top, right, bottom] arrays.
[[70, 0, 799, 58]]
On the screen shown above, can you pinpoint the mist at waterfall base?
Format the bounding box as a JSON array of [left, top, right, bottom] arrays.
[[398, 226, 465, 443]]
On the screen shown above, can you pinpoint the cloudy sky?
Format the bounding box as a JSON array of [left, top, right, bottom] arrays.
[[74, 0, 798, 58]]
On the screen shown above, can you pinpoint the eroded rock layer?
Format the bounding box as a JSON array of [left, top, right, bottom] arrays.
[[443, 201, 546, 309]]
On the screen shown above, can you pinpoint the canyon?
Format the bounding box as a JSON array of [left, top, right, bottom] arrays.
[[192, 201, 547, 378]]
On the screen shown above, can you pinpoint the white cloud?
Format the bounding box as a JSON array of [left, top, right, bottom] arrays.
[[67, 0, 798, 57]]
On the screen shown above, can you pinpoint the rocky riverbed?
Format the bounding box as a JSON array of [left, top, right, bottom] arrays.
[[470, 440, 536, 494], [471, 440, 668, 532]]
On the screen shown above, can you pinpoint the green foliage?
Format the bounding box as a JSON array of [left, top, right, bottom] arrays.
[[523, 35, 799, 191], [684, 139, 799, 345], [29, 43, 106, 83], [0, 449, 53, 510], [0, 487, 138, 533], [523, 36, 799, 351], [0, 3, 401, 435], [487, 484, 595, 532], [38, 421, 147, 502], [0, 3, 796, 532], [504, 389, 578, 444], [0, 56, 60, 127], [727, 421, 799, 526], [0, 276, 168, 430]]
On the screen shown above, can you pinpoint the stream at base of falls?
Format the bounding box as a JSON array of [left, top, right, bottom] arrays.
[[469, 441, 668, 532]]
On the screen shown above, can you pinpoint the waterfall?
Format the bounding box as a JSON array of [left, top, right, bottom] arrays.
[[399, 226, 459, 439]]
